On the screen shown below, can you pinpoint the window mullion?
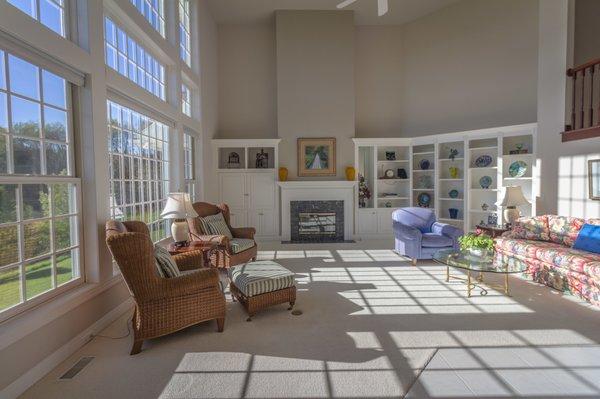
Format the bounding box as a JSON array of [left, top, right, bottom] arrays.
[[17, 184, 25, 304]]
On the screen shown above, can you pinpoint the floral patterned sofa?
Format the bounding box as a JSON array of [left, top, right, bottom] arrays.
[[495, 215, 600, 307]]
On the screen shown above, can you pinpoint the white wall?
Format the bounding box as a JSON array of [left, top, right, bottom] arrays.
[[276, 11, 355, 180], [574, 0, 600, 65]]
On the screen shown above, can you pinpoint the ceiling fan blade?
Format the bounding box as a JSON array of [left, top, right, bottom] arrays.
[[377, 0, 389, 16], [337, 0, 357, 9]]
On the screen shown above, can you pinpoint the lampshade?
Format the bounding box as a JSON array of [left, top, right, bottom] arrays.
[[160, 192, 198, 219], [498, 186, 529, 207]]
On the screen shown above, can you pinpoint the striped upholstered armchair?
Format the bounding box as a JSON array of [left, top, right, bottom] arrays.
[[187, 202, 257, 268]]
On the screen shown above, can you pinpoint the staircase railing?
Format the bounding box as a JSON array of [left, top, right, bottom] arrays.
[[562, 57, 600, 142]]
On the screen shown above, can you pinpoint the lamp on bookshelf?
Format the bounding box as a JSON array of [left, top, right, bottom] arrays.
[[498, 186, 529, 227], [161, 192, 198, 247]]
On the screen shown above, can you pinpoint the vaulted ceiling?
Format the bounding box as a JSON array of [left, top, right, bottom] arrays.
[[206, 0, 460, 25]]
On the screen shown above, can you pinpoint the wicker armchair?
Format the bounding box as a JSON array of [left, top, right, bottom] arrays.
[[187, 202, 257, 268], [105, 220, 226, 355]]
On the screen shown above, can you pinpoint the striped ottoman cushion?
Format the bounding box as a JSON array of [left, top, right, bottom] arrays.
[[228, 261, 295, 297]]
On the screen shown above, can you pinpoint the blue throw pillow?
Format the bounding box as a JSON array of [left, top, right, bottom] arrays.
[[573, 224, 600, 254]]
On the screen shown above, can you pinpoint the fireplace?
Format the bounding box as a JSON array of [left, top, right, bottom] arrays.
[[291, 201, 344, 242]]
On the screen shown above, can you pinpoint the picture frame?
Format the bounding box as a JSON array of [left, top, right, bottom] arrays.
[[297, 138, 336, 177], [589, 159, 600, 200]]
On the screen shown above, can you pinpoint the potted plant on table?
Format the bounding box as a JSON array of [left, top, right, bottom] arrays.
[[458, 232, 494, 257]]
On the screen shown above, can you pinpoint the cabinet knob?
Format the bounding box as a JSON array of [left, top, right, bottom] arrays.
[[244, 194, 249, 196], [259, 212, 264, 216]]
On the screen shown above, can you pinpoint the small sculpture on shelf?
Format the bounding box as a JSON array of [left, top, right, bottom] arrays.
[[449, 148, 459, 160], [358, 174, 371, 208], [227, 152, 240, 168], [397, 168, 407, 179], [481, 203, 489, 211], [449, 166, 459, 178], [255, 148, 269, 168], [385, 151, 396, 161]]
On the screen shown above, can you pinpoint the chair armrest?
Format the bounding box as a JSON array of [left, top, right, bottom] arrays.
[[230, 227, 256, 239], [157, 268, 220, 299], [393, 222, 423, 242], [191, 234, 230, 248], [431, 222, 463, 240], [172, 250, 204, 272]]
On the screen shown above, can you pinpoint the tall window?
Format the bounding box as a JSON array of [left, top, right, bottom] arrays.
[[7, 0, 66, 37], [181, 84, 191, 117], [104, 17, 166, 101], [129, 0, 165, 37], [0, 49, 81, 315], [183, 133, 195, 201], [178, 0, 191, 67], [107, 101, 170, 243]]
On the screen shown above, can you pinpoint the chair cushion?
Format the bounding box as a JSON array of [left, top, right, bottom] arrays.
[[198, 213, 233, 239], [154, 246, 180, 278], [228, 261, 295, 297], [421, 233, 453, 248], [230, 238, 256, 254]]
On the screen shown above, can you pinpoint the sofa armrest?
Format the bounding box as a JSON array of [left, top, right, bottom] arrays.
[[432, 222, 463, 240], [393, 222, 423, 242], [230, 227, 256, 239]]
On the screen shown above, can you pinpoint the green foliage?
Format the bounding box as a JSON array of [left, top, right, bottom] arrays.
[[458, 233, 494, 252]]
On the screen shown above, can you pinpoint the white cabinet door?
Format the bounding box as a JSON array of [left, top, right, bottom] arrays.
[[377, 208, 395, 234], [247, 173, 275, 209], [229, 208, 247, 228], [219, 173, 246, 209], [357, 210, 378, 234], [249, 209, 277, 237]]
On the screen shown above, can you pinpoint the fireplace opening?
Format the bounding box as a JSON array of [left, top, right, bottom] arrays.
[[290, 200, 344, 243], [298, 212, 336, 237]]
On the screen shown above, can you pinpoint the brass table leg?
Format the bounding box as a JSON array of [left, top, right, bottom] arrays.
[[446, 266, 450, 282], [467, 270, 472, 297], [478, 272, 484, 282], [505, 273, 510, 296]]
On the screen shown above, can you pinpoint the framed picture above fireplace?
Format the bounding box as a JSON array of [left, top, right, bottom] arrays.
[[297, 138, 336, 176]]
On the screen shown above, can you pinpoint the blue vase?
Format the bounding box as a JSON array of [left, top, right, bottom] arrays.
[[449, 208, 459, 219], [419, 159, 430, 170]]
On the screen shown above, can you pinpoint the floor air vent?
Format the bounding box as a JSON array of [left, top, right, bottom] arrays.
[[59, 356, 94, 380]]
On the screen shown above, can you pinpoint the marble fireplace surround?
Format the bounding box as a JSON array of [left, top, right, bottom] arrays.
[[278, 181, 356, 241]]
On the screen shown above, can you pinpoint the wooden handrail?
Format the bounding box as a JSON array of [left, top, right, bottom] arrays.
[[562, 57, 600, 141], [567, 57, 600, 76]]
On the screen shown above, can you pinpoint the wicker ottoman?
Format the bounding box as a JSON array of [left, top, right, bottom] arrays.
[[228, 261, 296, 321]]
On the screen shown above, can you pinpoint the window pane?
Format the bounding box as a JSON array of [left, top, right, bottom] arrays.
[[0, 265, 21, 311], [8, 55, 39, 100], [0, 134, 7, 174], [8, 0, 37, 18], [42, 70, 66, 108], [40, 0, 64, 36], [0, 92, 8, 133], [54, 216, 76, 250], [22, 183, 49, 219], [13, 137, 41, 174], [44, 106, 67, 141], [57, 249, 77, 286], [25, 256, 52, 299], [24, 220, 51, 260], [45, 142, 68, 175], [52, 183, 76, 215], [11, 96, 41, 138], [0, 184, 17, 223], [0, 225, 19, 267]]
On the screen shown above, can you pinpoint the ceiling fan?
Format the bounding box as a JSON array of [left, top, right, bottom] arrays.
[[337, 0, 389, 16]]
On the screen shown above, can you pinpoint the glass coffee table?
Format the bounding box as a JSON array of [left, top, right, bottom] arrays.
[[433, 249, 527, 297]]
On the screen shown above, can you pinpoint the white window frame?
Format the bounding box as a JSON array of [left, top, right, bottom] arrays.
[[178, 0, 191, 67], [6, 0, 68, 38], [129, 0, 165, 38], [183, 131, 195, 201], [107, 100, 170, 243], [181, 83, 191, 117]]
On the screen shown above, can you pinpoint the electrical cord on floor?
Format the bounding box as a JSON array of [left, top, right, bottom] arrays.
[[91, 310, 133, 340]]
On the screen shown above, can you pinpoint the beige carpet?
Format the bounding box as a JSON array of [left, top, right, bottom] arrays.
[[21, 240, 600, 399]]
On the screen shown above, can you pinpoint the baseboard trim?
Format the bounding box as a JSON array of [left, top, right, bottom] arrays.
[[0, 298, 134, 399]]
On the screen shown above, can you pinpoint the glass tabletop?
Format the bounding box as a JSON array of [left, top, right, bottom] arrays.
[[433, 249, 527, 274]]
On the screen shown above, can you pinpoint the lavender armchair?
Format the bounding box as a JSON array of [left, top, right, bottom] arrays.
[[392, 207, 463, 265]]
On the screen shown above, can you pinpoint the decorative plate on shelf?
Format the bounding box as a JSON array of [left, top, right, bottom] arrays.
[[448, 189, 459, 198], [508, 161, 527, 178], [474, 155, 493, 167], [419, 159, 431, 170], [479, 175, 493, 189], [417, 192, 431, 207]]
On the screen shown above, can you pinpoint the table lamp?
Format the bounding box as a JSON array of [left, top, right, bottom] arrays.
[[498, 186, 529, 227], [160, 192, 198, 247]]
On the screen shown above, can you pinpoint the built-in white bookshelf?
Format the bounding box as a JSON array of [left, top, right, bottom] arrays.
[[412, 143, 435, 210], [436, 140, 466, 228]]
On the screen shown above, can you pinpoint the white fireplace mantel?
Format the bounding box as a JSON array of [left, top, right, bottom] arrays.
[[278, 181, 357, 241]]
